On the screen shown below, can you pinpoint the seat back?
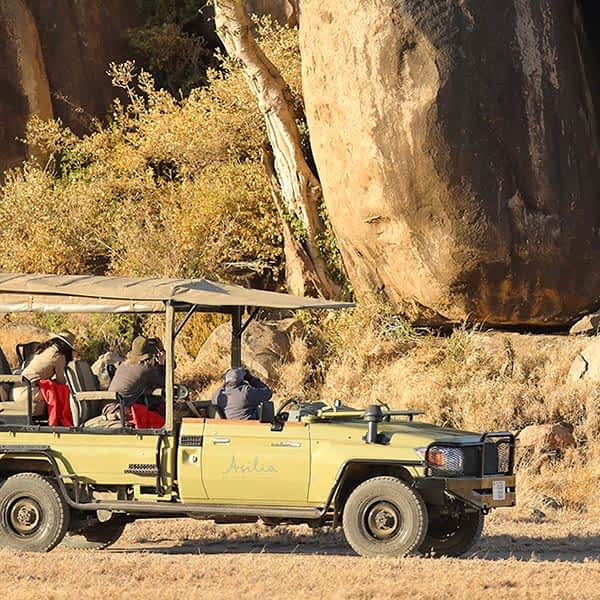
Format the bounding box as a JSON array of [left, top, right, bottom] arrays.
[[65, 360, 100, 393], [65, 360, 101, 426], [206, 404, 225, 419], [15, 341, 40, 371], [0, 346, 11, 375]]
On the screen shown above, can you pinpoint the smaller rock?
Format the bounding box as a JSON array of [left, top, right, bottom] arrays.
[[517, 423, 576, 452], [195, 319, 303, 384], [530, 508, 546, 522], [567, 337, 600, 382], [569, 312, 600, 335], [539, 495, 562, 510]]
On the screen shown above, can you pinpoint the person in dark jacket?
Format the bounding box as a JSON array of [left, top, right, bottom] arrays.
[[108, 336, 165, 407], [212, 367, 272, 420]]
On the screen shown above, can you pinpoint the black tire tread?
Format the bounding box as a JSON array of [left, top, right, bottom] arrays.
[[420, 510, 484, 557], [342, 475, 428, 558], [0, 472, 69, 552]]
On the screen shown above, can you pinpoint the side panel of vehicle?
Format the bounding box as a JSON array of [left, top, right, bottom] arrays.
[[0, 431, 176, 496], [177, 419, 208, 502], [307, 423, 424, 504], [200, 420, 310, 505]]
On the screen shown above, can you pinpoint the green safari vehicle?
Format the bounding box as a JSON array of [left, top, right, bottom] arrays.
[[0, 273, 515, 557]]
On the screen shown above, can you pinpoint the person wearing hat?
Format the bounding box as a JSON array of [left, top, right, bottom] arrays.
[[212, 367, 272, 420], [15, 331, 76, 416], [108, 336, 166, 408]]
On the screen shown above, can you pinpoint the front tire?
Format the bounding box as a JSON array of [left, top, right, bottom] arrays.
[[0, 473, 69, 552], [62, 518, 127, 550], [419, 510, 484, 557], [342, 476, 428, 557]]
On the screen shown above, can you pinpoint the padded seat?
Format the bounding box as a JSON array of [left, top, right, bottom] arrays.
[[65, 360, 110, 425]]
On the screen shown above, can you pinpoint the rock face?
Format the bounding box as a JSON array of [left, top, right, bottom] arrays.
[[301, 1, 600, 326], [26, 1, 140, 133], [0, 0, 52, 172], [0, 1, 140, 172]]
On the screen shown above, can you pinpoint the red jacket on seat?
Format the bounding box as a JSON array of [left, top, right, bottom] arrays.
[[38, 379, 73, 427]]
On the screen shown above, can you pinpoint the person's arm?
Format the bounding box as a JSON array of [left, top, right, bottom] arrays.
[[54, 353, 67, 384], [246, 379, 273, 405]]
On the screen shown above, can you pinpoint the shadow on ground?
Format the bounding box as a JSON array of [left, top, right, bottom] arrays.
[[111, 529, 600, 561]]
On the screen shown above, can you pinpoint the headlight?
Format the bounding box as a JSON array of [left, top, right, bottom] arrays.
[[417, 446, 464, 474]]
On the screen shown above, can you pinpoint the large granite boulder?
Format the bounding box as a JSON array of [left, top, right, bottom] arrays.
[[301, 0, 600, 326], [567, 336, 600, 382], [26, 1, 140, 134]]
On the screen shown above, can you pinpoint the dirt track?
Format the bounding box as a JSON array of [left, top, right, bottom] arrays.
[[1, 510, 599, 600]]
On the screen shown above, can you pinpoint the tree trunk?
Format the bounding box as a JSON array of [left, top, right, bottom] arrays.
[[214, 0, 341, 299]]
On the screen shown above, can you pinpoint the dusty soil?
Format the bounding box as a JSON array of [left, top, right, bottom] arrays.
[[1, 510, 598, 600]]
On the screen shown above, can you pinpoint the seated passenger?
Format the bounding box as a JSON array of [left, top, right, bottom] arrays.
[[14, 331, 76, 417], [108, 336, 165, 408], [212, 367, 272, 420]]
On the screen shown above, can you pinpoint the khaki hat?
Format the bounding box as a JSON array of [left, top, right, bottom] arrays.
[[54, 330, 76, 349], [127, 336, 156, 363]]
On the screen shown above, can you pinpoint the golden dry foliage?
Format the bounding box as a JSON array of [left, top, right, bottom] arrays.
[[0, 19, 301, 285]]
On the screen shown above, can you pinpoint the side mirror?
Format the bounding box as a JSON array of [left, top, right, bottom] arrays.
[[258, 400, 275, 424]]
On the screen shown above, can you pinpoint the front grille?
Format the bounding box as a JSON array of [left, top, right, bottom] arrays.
[[495, 440, 511, 473], [441, 436, 513, 477]]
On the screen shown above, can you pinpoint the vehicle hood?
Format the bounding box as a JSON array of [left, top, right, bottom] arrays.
[[309, 419, 482, 447]]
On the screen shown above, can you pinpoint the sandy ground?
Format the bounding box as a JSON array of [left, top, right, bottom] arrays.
[[0, 510, 598, 600]]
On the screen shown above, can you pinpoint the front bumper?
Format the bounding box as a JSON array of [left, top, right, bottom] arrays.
[[417, 474, 516, 510]]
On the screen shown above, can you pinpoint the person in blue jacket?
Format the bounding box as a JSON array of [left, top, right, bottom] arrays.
[[211, 367, 272, 420]]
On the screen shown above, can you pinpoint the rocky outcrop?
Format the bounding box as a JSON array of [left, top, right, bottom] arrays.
[[569, 311, 600, 335], [301, 1, 600, 326], [567, 336, 600, 381], [0, 0, 52, 172], [518, 423, 576, 452], [195, 319, 302, 384], [27, 1, 140, 133], [0, 1, 141, 171], [244, 1, 298, 26]]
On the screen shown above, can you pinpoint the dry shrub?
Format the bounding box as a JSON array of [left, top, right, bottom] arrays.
[[0, 20, 301, 285]]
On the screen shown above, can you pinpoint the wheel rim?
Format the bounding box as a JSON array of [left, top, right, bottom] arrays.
[[7, 497, 43, 536], [364, 501, 401, 540]]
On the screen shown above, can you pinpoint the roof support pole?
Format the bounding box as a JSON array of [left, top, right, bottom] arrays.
[[164, 302, 175, 432], [231, 306, 243, 368]]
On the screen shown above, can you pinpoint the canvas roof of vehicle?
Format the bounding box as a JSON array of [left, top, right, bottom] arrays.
[[0, 273, 354, 313]]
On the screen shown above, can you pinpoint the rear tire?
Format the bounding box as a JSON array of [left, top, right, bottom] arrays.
[[342, 476, 428, 557], [419, 510, 484, 557], [62, 518, 127, 550], [0, 473, 69, 552]]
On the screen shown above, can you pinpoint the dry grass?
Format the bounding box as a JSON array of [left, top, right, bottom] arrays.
[[261, 304, 600, 513], [2, 511, 599, 600]]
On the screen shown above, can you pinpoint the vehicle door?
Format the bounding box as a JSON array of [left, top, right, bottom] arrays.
[[201, 420, 310, 504]]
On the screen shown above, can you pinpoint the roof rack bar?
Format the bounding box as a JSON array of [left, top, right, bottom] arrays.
[[174, 304, 198, 337], [231, 307, 243, 368], [231, 307, 260, 368]]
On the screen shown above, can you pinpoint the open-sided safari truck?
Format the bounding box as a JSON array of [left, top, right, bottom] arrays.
[[0, 273, 515, 556]]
